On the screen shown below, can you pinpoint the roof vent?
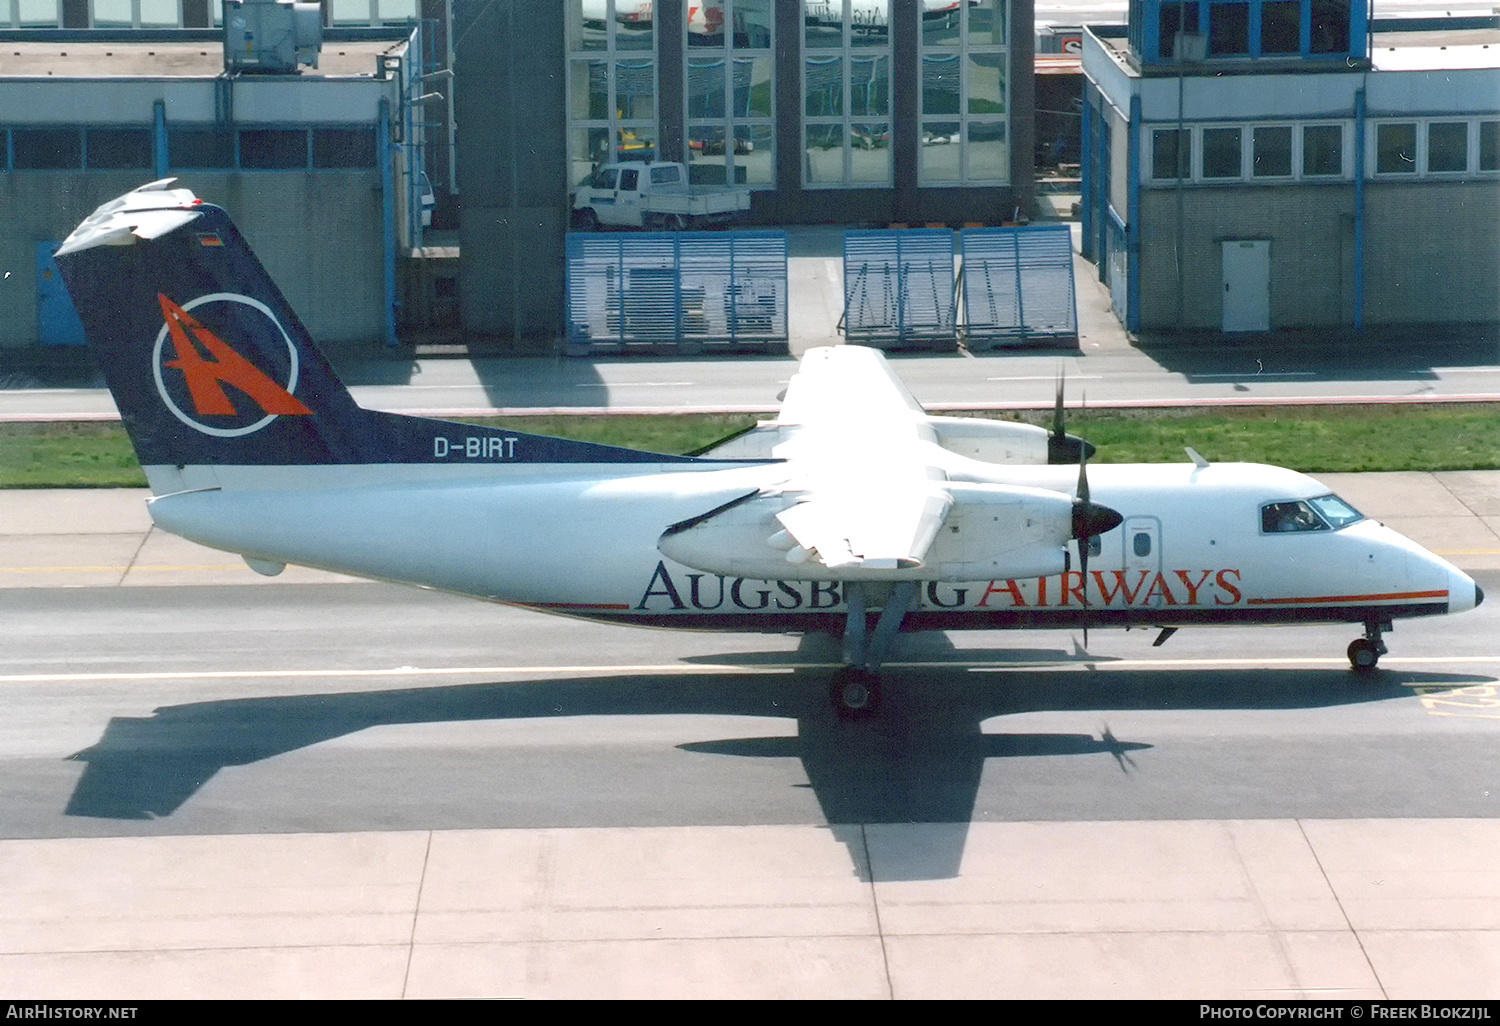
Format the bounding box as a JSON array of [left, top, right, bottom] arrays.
[[223, 0, 322, 74]]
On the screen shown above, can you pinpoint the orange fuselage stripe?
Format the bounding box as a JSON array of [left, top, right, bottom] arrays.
[[1247, 590, 1448, 606]]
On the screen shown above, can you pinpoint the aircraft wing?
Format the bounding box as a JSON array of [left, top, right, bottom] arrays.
[[775, 344, 925, 431], [660, 345, 1086, 582], [769, 346, 949, 571]]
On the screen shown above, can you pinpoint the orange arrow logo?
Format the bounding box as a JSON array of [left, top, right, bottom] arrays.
[[158, 294, 312, 418]]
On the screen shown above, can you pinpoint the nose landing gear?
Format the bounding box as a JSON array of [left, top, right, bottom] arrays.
[[1348, 620, 1390, 673]]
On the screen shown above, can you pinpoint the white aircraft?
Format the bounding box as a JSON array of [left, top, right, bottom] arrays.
[[56, 182, 1482, 715]]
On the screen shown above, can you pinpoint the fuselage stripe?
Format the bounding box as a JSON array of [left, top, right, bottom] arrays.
[[1247, 589, 1448, 606]]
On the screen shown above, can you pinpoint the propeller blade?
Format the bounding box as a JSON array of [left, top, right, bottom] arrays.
[[1069, 444, 1123, 651], [1046, 369, 1098, 465]]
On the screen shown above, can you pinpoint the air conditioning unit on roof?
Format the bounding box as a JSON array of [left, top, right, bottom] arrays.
[[223, 0, 323, 74]]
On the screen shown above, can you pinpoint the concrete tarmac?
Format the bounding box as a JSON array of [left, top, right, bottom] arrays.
[[0, 482, 1497, 999]]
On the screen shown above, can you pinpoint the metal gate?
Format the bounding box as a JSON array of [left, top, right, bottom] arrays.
[[565, 231, 788, 356], [841, 229, 957, 351], [959, 225, 1078, 349]]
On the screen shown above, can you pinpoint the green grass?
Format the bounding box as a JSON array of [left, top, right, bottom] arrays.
[[1, 404, 1496, 488]]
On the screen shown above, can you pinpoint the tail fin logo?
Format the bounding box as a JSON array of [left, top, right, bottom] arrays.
[[152, 293, 313, 437]]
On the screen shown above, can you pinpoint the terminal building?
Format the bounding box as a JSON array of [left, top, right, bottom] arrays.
[[5, 0, 1047, 353], [1079, 0, 1500, 334]]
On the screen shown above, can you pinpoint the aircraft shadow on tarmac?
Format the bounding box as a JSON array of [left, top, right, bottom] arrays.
[[63, 654, 1492, 880]]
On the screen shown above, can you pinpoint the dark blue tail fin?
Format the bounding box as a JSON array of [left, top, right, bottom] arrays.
[[55, 180, 694, 472]]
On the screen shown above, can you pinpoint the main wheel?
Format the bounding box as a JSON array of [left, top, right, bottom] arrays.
[[830, 667, 880, 718], [1348, 638, 1381, 672], [573, 207, 599, 231], [665, 213, 687, 232]]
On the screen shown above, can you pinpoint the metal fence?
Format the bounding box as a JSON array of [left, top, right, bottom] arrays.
[[565, 231, 788, 355], [959, 224, 1078, 349], [841, 229, 958, 351]]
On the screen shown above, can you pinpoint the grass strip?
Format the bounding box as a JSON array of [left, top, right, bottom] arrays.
[[1, 404, 1496, 489]]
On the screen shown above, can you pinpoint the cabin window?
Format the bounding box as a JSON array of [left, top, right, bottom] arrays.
[[1133, 532, 1152, 557]]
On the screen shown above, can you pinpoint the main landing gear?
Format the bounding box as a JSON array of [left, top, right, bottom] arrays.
[[831, 581, 918, 717], [1348, 620, 1390, 673]]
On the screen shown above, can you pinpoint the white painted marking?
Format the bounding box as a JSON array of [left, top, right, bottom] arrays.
[[3, 655, 1495, 686], [574, 382, 697, 389], [0, 665, 797, 684], [985, 375, 1102, 382]]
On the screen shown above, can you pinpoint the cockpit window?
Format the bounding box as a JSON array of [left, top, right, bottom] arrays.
[[1260, 495, 1365, 534], [1307, 493, 1364, 529], [1261, 500, 1327, 533]]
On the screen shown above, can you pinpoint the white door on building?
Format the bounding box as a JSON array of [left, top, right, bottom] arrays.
[[1222, 239, 1270, 332]]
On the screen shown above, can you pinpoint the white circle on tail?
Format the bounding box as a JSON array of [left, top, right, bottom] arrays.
[[151, 292, 303, 438]]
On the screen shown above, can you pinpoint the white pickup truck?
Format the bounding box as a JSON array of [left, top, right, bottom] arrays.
[[572, 161, 752, 231]]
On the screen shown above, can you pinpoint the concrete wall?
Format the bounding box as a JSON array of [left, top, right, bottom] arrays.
[[1363, 180, 1500, 324], [0, 172, 386, 348], [1135, 177, 1500, 330], [1137, 184, 1356, 330]]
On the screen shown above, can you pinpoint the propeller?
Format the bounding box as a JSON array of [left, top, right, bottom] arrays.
[[1067, 390, 1122, 647], [1047, 371, 1097, 465]]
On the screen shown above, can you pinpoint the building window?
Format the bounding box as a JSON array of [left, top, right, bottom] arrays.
[[1302, 123, 1342, 176], [1259, 1, 1302, 54], [327, 0, 417, 26], [12, 128, 81, 169], [1201, 126, 1241, 178], [1158, 2, 1200, 61], [1151, 128, 1190, 180], [312, 127, 377, 168], [1481, 122, 1500, 172], [1207, 1, 1249, 57], [568, 0, 657, 183], [1375, 122, 1418, 175], [91, 0, 179, 27], [11, 0, 62, 26], [804, 0, 892, 187], [1309, 0, 1349, 54], [86, 128, 152, 169], [169, 127, 235, 168], [1426, 121, 1469, 174], [686, 0, 773, 188], [1251, 125, 1292, 177], [919, 0, 1008, 185], [804, 0, 892, 186], [240, 129, 308, 169]]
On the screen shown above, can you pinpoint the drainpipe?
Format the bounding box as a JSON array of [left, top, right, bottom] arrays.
[[153, 100, 168, 179], [1127, 92, 1142, 334], [1353, 86, 1365, 331], [379, 98, 398, 348]]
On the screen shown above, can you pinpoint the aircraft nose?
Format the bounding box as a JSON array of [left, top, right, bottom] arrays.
[[1448, 568, 1483, 614]]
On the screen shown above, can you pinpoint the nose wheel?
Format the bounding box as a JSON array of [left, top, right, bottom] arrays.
[[1348, 621, 1389, 673]]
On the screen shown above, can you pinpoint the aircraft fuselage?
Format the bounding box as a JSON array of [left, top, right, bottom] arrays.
[[144, 459, 1481, 635]]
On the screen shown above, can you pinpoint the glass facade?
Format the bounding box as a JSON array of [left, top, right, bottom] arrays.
[[803, 0, 892, 187], [686, 0, 774, 187], [920, 0, 1009, 185], [567, 0, 658, 184]]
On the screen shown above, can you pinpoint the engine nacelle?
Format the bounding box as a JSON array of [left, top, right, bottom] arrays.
[[657, 482, 1075, 583], [928, 416, 1051, 465]]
